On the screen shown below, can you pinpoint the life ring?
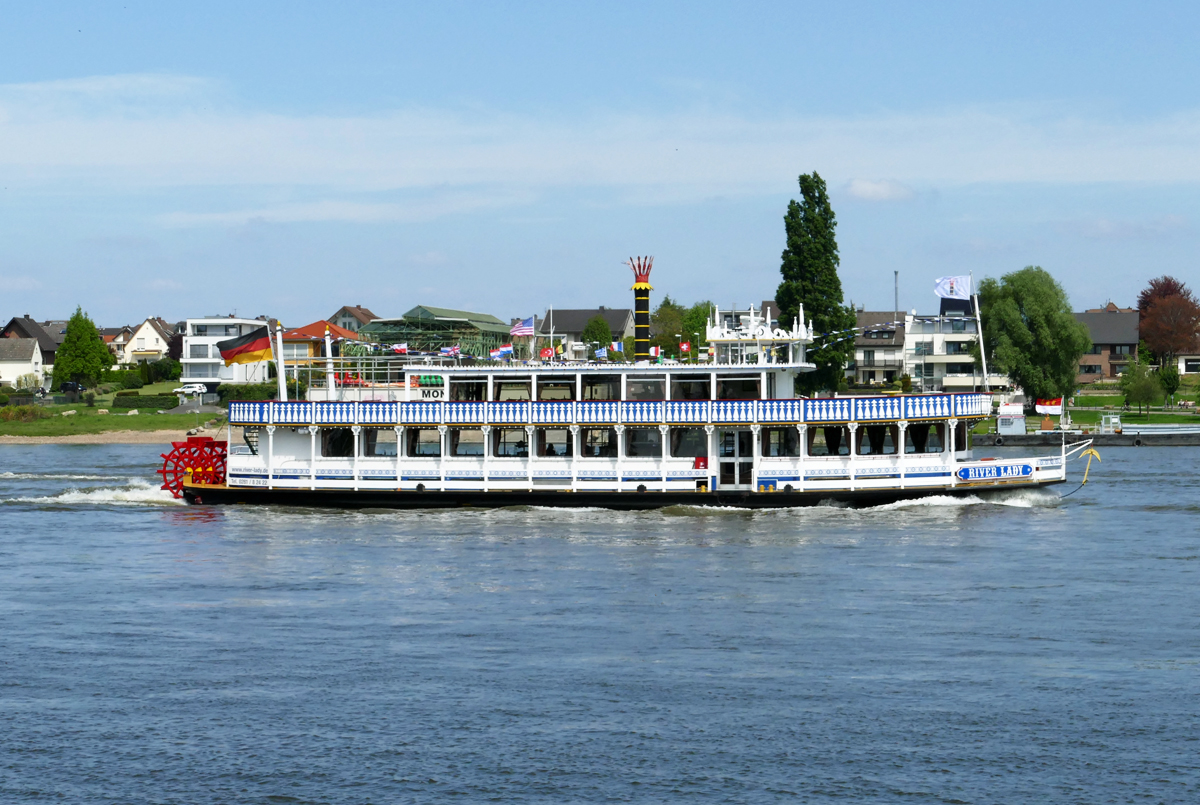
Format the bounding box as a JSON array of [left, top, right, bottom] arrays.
[[994, 437, 1004, 446]]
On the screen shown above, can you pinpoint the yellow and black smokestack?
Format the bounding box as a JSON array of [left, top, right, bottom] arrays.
[[627, 256, 654, 361]]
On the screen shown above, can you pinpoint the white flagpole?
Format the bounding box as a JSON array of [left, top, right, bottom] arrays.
[[273, 319, 288, 402], [971, 272, 990, 393]]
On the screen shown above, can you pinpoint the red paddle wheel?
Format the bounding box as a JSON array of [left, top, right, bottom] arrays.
[[158, 436, 228, 499]]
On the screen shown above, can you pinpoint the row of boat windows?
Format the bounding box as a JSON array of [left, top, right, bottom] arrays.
[[446, 375, 763, 401], [312, 422, 963, 459]]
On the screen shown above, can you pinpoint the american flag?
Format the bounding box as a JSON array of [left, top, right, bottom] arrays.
[[510, 316, 535, 336]]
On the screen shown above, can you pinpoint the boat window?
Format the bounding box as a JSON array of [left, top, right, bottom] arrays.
[[807, 426, 849, 457], [362, 428, 398, 457], [536, 428, 573, 457], [762, 427, 800, 457], [492, 428, 529, 457], [450, 428, 484, 456], [670, 427, 707, 458], [625, 427, 662, 458], [858, 425, 898, 456], [580, 428, 618, 457], [670, 375, 710, 400], [406, 428, 442, 457], [954, 421, 969, 452], [626, 377, 665, 401], [905, 423, 945, 454], [494, 379, 531, 401], [717, 377, 760, 400], [581, 374, 620, 400], [537, 380, 575, 401], [321, 428, 354, 457], [450, 379, 486, 401]]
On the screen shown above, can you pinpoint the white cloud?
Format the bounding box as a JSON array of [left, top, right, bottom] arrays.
[[4, 74, 1200, 225], [845, 179, 914, 201], [1061, 214, 1189, 240]]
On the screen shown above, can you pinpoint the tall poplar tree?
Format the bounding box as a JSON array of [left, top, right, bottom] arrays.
[[775, 172, 856, 393], [52, 306, 114, 389]]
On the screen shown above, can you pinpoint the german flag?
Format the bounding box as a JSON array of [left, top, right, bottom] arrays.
[[217, 326, 273, 366]]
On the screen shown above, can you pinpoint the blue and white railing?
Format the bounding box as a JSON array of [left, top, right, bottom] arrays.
[[228, 393, 993, 427]]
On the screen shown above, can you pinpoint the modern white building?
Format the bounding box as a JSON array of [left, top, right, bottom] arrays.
[[180, 317, 273, 386], [902, 307, 1009, 392]]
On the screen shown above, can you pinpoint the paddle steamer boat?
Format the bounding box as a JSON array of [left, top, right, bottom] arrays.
[[165, 261, 1090, 508]]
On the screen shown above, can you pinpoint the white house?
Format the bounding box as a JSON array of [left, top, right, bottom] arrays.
[[0, 338, 44, 388], [181, 317, 273, 386], [126, 318, 174, 364]]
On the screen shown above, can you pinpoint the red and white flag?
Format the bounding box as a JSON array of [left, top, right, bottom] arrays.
[[1035, 398, 1063, 415], [679, 341, 691, 352], [649, 346, 661, 357], [391, 343, 408, 354]]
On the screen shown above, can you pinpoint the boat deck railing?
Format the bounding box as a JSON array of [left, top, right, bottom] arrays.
[[228, 392, 992, 427]]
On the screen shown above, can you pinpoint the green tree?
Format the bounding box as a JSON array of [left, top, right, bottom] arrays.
[[775, 171, 856, 393], [650, 295, 686, 354], [1157, 363, 1181, 404], [1121, 355, 1161, 414], [978, 266, 1091, 401], [580, 315, 612, 355], [681, 301, 712, 361], [51, 306, 114, 389]]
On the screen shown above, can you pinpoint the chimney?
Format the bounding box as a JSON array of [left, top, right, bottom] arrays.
[[626, 257, 654, 361]]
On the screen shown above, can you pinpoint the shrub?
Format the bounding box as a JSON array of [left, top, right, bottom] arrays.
[[900, 374, 913, 393], [112, 395, 179, 409], [147, 358, 182, 382], [217, 379, 306, 404], [15, 373, 41, 391], [0, 405, 51, 422], [124, 374, 145, 390], [84, 392, 96, 407], [114, 389, 141, 397], [0, 394, 8, 406]]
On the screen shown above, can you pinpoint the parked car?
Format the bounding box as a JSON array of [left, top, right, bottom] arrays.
[[173, 384, 208, 396]]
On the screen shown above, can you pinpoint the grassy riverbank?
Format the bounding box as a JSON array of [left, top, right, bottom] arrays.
[[0, 403, 225, 438]]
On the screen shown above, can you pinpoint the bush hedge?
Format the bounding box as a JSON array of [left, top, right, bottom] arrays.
[[218, 380, 306, 404], [114, 389, 141, 397], [0, 405, 51, 422], [112, 395, 179, 409], [0, 393, 8, 406]]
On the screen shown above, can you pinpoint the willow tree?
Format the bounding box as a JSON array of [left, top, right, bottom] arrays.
[[978, 266, 1091, 401], [775, 172, 856, 393]]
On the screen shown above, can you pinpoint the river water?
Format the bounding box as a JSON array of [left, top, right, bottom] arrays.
[[1, 444, 1197, 803]]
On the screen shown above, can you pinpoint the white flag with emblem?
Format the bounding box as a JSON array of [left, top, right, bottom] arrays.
[[934, 275, 971, 299]]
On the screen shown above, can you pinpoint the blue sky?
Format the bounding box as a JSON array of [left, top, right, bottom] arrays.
[[3, 2, 1200, 326]]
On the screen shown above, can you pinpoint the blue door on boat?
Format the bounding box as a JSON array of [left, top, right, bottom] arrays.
[[718, 430, 754, 490]]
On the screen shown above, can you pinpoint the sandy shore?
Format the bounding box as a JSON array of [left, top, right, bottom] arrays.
[[0, 428, 235, 445]]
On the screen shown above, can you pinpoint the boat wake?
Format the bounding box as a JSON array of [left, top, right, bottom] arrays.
[[0, 471, 119, 481], [6, 477, 183, 507], [867, 488, 1062, 511]]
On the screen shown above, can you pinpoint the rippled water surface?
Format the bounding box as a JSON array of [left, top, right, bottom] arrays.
[[1, 444, 1198, 803]]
